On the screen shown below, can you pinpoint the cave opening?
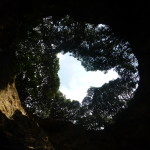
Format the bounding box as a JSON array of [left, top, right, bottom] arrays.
[[57, 52, 119, 103], [16, 15, 139, 130]]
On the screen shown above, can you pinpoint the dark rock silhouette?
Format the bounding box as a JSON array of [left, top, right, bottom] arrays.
[[0, 111, 54, 150]]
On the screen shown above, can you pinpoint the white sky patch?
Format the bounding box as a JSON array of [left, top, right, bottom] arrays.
[[57, 53, 119, 103]]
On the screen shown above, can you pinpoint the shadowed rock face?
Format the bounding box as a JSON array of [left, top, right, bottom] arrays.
[[0, 110, 54, 150], [0, 82, 54, 149]]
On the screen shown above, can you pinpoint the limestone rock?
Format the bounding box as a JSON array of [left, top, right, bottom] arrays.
[[0, 83, 26, 118], [0, 83, 54, 150]]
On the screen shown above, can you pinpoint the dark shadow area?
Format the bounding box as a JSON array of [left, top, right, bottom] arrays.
[[0, 52, 16, 89], [0, 0, 150, 150], [0, 110, 52, 150]]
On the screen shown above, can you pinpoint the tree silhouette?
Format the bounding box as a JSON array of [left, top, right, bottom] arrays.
[[16, 29, 60, 116], [16, 15, 139, 129]]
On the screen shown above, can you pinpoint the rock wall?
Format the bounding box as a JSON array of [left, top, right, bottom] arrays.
[[0, 83, 26, 118], [0, 110, 54, 150], [0, 82, 54, 150]]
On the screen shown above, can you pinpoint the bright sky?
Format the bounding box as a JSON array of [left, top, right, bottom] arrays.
[[57, 53, 119, 103]]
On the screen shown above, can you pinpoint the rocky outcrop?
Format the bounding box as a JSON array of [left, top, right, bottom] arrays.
[[0, 83, 54, 150], [0, 110, 54, 150], [0, 83, 26, 118]]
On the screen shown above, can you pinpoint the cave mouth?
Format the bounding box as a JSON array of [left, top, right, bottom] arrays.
[[16, 15, 139, 130]]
